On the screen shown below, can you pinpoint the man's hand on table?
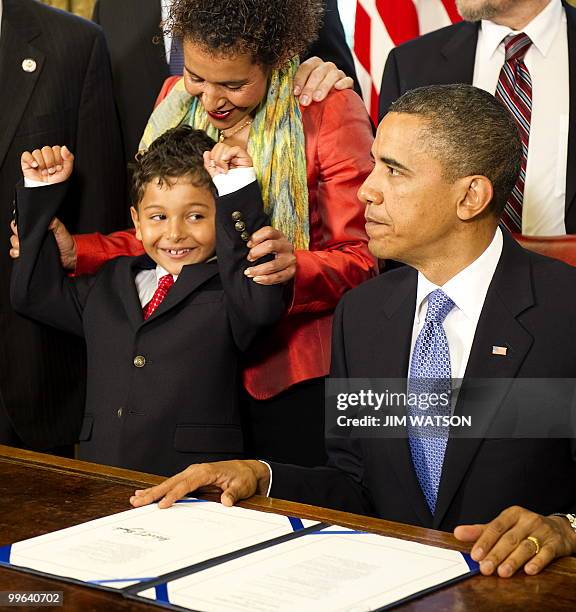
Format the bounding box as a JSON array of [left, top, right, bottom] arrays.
[[454, 505, 576, 577], [130, 460, 271, 509]]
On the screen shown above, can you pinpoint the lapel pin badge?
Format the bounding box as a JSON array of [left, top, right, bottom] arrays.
[[22, 58, 37, 73], [492, 345, 508, 356]]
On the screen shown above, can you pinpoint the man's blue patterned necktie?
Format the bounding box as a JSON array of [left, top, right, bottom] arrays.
[[408, 289, 455, 513]]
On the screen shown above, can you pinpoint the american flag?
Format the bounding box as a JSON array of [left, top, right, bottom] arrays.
[[353, 0, 462, 124]]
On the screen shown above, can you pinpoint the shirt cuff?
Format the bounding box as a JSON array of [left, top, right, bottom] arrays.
[[24, 177, 49, 188], [212, 167, 256, 196], [257, 460, 273, 497]]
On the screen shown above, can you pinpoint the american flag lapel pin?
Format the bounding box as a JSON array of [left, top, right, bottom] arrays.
[[492, 345, 508, 356]]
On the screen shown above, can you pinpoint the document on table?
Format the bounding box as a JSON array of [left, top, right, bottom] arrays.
[[131, 525, 478, 612], [0, 499, 318, 589]]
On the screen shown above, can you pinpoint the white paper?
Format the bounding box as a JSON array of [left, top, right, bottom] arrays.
[[138, 526, 473, 611], [7, 499, 317, 589]]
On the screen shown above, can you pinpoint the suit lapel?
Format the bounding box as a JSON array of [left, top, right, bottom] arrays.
[[374, 270, 435, 526], [0, 0, 45, 168], [565, 2, 576, 213], [433, 234, 535, 528], [116, 257, 219, 330], [116, 256, 152, 331], [439, 21, 479, 84]]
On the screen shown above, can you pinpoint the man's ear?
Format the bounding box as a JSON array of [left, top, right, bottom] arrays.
[[130, 206, 143, 241], [456, 175, 493, 221]]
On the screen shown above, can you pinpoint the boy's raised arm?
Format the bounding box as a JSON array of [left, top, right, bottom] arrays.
[[11, 146, 96, 336], [205, 144, 287, 351]]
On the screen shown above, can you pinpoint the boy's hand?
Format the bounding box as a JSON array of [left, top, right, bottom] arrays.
[[21, 145, 74, 184], [203, 143, 253, 178]]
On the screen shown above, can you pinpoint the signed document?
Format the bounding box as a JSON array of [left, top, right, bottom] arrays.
[[2, 500, 317, 588], [134, 526, 477, 611]]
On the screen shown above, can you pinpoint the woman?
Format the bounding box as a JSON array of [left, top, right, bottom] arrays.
[[48, 0, 376, 465]]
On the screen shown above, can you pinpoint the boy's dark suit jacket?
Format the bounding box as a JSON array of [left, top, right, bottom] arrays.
[[11, 181, 285, 476], [0, 0, 126, 450], [378, 1, 576, 233], [92, 0, 360, 161], [269, 232, 576, 531]]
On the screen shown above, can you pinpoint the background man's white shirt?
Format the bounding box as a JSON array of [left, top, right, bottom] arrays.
[[473, 0, 569, 236]]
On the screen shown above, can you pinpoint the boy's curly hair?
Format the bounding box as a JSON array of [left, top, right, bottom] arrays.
[[132, 125, 216, 206], [165, 0, 324, 67]]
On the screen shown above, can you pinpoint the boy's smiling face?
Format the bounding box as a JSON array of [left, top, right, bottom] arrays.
[[130, 175, 216, 276]]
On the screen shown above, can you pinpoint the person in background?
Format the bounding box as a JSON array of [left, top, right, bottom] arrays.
[[379, 0, 576, 236], [0, 0, 125, 454], [11, 126, 285, 474], [92, 0, 360, 164]]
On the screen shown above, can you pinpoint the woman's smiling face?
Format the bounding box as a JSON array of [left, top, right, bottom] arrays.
[[183, 41, 269, 131]]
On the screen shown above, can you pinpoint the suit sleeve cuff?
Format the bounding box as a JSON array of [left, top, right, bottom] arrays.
[[257, 460, 273, 497], [212, 167, 256, 196], [24, 177, 50, 188]]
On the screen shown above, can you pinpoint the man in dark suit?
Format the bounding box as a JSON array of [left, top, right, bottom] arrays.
[[93, 0, 360, 163], [379, 0, 576, 235], [0, 0, 125, 451], [131, 84, 576, 577]]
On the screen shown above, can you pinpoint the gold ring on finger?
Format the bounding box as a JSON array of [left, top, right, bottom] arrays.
[[526, 535, 541, 555]]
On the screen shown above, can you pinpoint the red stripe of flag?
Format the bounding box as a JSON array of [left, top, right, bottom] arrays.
[[376, 0, 419, 45], [354, 2, 372, 73]]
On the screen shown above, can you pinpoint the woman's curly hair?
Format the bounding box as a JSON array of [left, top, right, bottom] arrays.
[[165, 0, 325, 67], [132, 125, 216, 206]]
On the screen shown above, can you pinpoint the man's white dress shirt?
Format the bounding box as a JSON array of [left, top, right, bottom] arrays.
[[410, 228, 503, 380]]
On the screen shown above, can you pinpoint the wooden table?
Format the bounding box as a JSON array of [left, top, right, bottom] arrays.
[[0, 445, 575, 611]]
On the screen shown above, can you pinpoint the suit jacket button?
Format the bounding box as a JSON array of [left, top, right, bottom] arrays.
[[240, 231, 250, 241], [235, 221, 246, 232], [133, 355, 146, 368], [231, 211, 243, 221], [117, 407, 123, 418]]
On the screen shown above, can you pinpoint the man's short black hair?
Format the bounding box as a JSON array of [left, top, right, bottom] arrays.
[[390, 84, 522, 217], [132, 125, 215, 206]]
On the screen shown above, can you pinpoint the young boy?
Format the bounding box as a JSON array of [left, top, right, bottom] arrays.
[[11, 126, 285, 475]]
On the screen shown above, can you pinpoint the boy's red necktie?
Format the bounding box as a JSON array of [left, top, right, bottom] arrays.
[[143, 274, 175, 320]]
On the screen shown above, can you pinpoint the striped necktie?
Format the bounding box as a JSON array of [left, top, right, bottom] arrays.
[[495, 33, 533, 233], [143, 274, 175, 320], [169, 37, 185, 76]]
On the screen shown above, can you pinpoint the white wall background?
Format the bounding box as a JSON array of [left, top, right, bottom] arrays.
[[337, 0, 357, 46]]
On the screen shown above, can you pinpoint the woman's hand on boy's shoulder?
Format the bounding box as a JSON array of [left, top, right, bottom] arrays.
[[203, 143, 253, 178], [21, 145, 74, 185]]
